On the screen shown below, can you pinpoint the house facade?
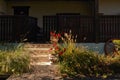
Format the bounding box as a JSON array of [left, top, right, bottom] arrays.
[[5, 0, 93, 27], [0, 0, 7, 15], [0, 0, 120, 43], [99, 0, 120, 15]]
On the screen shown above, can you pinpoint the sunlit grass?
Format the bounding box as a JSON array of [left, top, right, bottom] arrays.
[[0, 43, 30, 75]]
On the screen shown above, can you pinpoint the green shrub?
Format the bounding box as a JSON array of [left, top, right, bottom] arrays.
[[50, 31, 120, 78], [59, 44, 120, 77], [108, 55, 120, 73], [0, 43, 30, 75], [59, 45, 113, 77]]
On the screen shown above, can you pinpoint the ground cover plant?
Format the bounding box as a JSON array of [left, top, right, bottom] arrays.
[[50, 30, 120, 79]]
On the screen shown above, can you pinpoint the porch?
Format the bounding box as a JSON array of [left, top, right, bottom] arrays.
[[0, 14, 120, 43], [43, 14, 120, 43]]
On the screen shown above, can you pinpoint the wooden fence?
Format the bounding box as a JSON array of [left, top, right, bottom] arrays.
[[0, 15, 37, 42], [43, 15, 120, 42]]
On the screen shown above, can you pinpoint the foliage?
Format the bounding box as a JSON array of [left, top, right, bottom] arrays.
[[0, 43, 30, 75], [60, 46, 120, 77], [108, 55, 120, 73], [113, 39, 120, 52], [60, 47, 113, 77], [49, 31, 65, 56], [50, 31, 120, 78], [49, 30, 77, 56], [50, 31, 61, 43]]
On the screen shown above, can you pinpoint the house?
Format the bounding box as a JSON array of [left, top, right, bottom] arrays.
[[0, 0, 120, 43]]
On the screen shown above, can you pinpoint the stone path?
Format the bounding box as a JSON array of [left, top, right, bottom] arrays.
[[7, 43, 62, 80]]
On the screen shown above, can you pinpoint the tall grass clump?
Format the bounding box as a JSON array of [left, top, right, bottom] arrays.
[[0, 43, 30, 75]]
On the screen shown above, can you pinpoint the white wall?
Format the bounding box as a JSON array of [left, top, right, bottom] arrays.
[[99, 0, 120, 15], [0, 0, 7, 15], [7, 1, 91, 28]]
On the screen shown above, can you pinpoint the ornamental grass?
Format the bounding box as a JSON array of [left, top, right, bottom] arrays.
[[49, 30, 120, 78]]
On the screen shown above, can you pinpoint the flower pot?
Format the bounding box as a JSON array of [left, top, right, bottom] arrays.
[[0, 74, 10, 80]]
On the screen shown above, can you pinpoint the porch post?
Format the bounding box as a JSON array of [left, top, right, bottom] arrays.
[[94, 0, 99, 42]]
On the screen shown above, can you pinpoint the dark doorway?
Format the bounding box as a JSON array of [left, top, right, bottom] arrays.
[[13, 6, 30, 16]]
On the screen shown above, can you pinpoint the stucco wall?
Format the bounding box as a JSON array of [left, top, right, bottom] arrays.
[[6, 1, 92, 28], [0, 0, 7, 15], [99, 0, 120, 15]]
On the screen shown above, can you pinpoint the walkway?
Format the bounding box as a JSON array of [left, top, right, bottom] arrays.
[[8, 44, 61, 80]]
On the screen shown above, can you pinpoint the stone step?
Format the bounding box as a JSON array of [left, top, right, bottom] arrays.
[[31, 57, 50, 62], [30, 62, 52, 66], [31, 54, 49, 58], [27, 48, 50, 51], [31, 65, 60, 73], [29, 50, 50, 55], [25, 44, 52, 48]]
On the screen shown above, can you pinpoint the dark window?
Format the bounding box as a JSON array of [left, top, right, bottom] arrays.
[[13, 6, 30, 16]]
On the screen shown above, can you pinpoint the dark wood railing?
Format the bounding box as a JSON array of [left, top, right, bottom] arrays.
[[78, 16, 94, 42], [0, 16, 14, 41], [43, 15, 120, 42], [1, 15, 120, 42], [0, 15, 37, 42], [57, 14, 94, 42], [99, 15, 120, 42], [43, 15, 94, 42], [43, 16, 57, 41]]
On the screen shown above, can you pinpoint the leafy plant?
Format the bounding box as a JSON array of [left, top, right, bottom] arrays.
[[50, 30, 120, 78], [59, 46, 114, 77]]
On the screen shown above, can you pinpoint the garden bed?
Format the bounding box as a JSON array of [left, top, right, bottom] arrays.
[[0, 43, 30, 79], [49, 31, 120, 79]]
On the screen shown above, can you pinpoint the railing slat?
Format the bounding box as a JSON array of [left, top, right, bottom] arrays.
[[0, 15, 37, 42], [43, 15, 120, 42], [1, 15, 120, 42]]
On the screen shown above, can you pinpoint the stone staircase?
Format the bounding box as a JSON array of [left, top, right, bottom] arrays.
[[27, 44, 52, 66], [28, 44, 60, 80], [8, 44, 61, 80]]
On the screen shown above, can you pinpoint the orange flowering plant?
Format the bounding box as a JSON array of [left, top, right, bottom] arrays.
[[49, 31, 66, 56], [50, 31, 61, 43], [49, 30, 77, 62]]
